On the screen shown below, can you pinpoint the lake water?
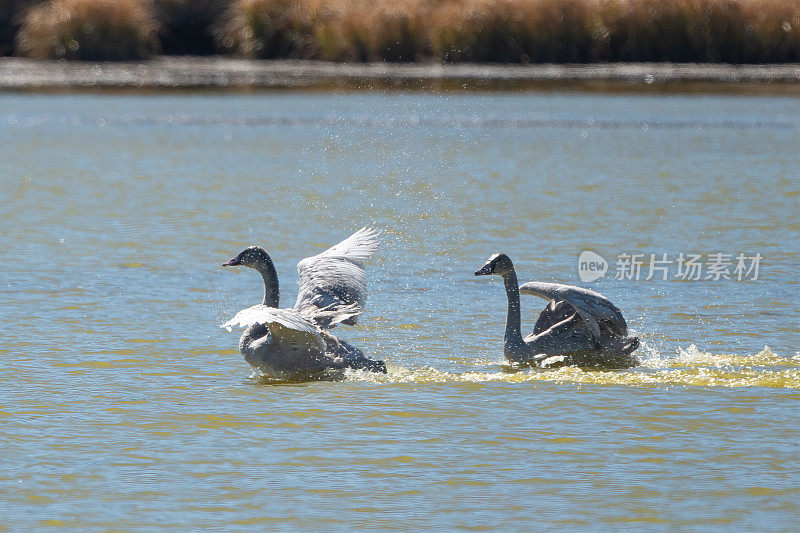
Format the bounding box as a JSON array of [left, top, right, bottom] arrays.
[[1, 89, 798, 530]]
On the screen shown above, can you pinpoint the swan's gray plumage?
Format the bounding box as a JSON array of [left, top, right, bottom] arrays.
[[475, 253, 639, 369], [519, 281, 629, 343], [221, 228, 386, 376], [532, 299, 576, 336]]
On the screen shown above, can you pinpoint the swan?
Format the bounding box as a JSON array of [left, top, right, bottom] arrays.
[[475, 253, 639, 369], [221, 227, 386, 376]]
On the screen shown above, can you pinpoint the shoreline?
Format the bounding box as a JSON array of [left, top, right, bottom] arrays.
[[2, 57, 799, 93]]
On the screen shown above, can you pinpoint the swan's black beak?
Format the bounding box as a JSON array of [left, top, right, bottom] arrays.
[[222, 257, 241, 267], [474, 264, 493, 276]]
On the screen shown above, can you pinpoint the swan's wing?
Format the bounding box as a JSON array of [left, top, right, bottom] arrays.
[[266, 320, 326, 357], [221, 305, 318, 332], [313, 226, 380, 266], [221, 306, 325, 355], [532, 300, 576, 336], [519, 281, 628, 343], [293, 227, 379, 328]]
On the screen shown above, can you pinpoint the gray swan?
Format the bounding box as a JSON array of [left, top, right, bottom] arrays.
[[221, 227, 386, 376], [475, 253, 639, 369]]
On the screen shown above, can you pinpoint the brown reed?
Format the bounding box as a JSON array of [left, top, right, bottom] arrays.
[[13, 0, 800, 62], [214, 0, 800, 63], [598, 0, 800, 63], [17, 0, 159, 60]]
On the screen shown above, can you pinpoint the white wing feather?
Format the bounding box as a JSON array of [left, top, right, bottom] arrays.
[[315, 226, 380, 265], [294, 227, 379, 327], [220, 306, 326, 356], [221, 305, 319, 335]]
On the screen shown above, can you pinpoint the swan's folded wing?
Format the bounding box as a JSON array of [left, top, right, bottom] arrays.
[[266, 320, 326, 357], [221, 306, 325, 355], [293, 227, 379, 328], [532, 300, 576, 336], [519, 281, 628, 342]]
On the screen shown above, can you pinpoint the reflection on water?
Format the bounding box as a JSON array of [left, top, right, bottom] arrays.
[[0, 90, 798, 530]]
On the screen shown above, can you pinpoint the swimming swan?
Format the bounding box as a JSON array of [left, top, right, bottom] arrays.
[[475, 253, 639, 369], [221, 227, 386, 375]]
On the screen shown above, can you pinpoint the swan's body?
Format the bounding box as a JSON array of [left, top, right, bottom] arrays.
[[475, 253, 639, 369], [222, 228, 386, 376]]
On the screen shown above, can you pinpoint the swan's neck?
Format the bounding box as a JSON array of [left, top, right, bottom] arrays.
[[254, 257, 279, 307], [502, 269, 525, 349]]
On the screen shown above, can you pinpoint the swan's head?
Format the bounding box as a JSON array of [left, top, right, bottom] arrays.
[[222, 246, 270, 269], [475, 253, 514, 276]]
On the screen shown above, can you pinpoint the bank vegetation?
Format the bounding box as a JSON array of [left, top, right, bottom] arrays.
[[3, 0, 798, 62]]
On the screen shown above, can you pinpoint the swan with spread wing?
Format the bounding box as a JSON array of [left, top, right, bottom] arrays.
[[475, 253, 639, 369], [221, 227, 386, 376]]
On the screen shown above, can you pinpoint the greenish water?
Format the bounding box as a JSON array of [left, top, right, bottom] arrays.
[[1, 90, 798, 530]]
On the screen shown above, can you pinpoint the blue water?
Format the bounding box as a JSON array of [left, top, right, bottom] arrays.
[[1, 90, 798, 530]]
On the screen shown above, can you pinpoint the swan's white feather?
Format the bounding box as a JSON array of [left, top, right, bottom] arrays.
[[294, 227, 379, 327], [221, 305, 319, 335], [314, 226, 380, 264]]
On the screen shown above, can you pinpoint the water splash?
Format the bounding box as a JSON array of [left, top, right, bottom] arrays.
[[337, 345, 799, 389]]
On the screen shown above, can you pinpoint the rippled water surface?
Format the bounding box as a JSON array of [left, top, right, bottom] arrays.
[[1, 89, 798, 530]]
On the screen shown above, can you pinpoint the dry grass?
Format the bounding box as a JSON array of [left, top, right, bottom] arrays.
[[17, 0, 158, 59], [11, 0, 800, 62], [216, 0, 800, 63], [214, 0, 315, 58], [315, 0, 431, 61], [428, 0, 599, 63], [598, 0, 800, 63], [214, 0, 429, 61]]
